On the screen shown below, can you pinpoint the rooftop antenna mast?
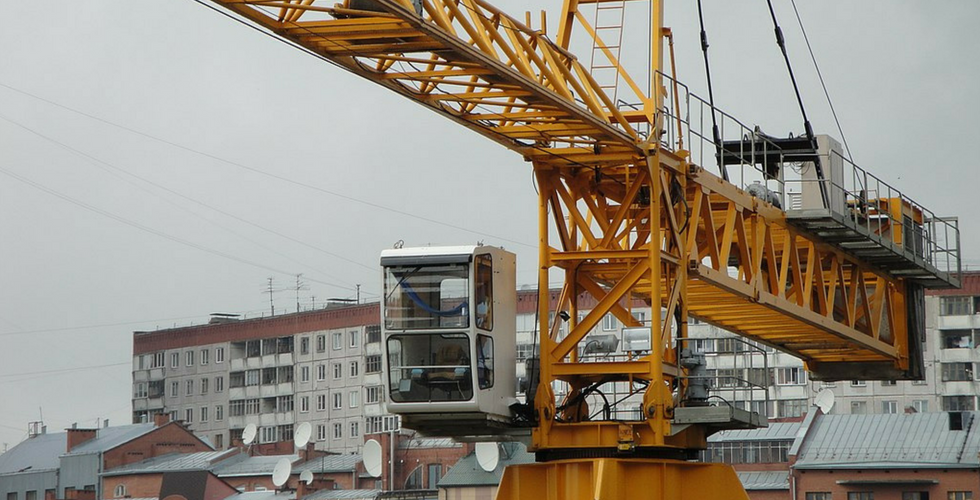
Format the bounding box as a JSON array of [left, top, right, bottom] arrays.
[[264, 277, 277, 316], [294, 274, 309, 313]]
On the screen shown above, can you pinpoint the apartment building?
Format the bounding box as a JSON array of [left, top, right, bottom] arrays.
[[131, 304, 386, 454]]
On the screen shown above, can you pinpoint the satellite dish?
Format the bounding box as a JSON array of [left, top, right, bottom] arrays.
[[300, 470, 314, 485], [475, 442, 500, 472], [272, 458, 292, 488], [815, 388, 836, 414], [242, 424, 258, 446], [294, 422, 312, 449], [363, 439, 383, 478]]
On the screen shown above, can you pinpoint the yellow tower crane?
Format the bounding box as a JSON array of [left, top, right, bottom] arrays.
[[203, 1, 961, 498]]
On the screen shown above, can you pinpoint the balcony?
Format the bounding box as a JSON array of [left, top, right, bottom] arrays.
[[229, 387, 245, 400], [149, 368, 165, 380], [938, 314, 980, 331], [278, 353, 293, 365], [133, 370, 149, 382], [230, 358, 245, 371]]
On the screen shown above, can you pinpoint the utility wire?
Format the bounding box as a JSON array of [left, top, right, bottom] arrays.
[[0, 161, 350, 291], [0, 112, 371, 283], [790, 0, 853, 162]]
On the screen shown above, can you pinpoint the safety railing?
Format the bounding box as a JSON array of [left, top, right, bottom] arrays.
[[675, 335, 771, 419]]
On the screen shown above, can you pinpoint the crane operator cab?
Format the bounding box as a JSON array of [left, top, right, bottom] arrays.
[[381, 245, 518, 438]]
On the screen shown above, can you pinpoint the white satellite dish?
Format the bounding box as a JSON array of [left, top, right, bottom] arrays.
[[294, 422, 312, 449], [272, 458, 292, 488], [300, 470, 314, 485], [475, 442, 500, 472], [815, 388, 836, 414], [363, 439, 383, 478], [242, 424, 258, 446]]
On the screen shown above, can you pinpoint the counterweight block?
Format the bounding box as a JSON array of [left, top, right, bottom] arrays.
[[496, 458, 749, 500]]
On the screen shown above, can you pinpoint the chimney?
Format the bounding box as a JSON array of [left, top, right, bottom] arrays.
[[153, 413, 171, 428], [66, 428, 98, 453]]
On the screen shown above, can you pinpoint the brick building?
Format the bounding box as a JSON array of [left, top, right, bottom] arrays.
[[0, 415, 211, 500]]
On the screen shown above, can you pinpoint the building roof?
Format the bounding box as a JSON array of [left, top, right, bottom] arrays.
[[794, 412, 980, 469], [66, 423, 157, 455], [0, 432, 67, 475], [103, 450, 239, 476], [709, 422, 802, 442], [737, 471, 789, 491], [227, 491, 295, 500], [398, 437, 461, 450], [927, 270, 980, 296], [302, 490, 380, 500], [437, 443, 534, 488], [212, 454, 301, 477], [292, 454, 361, 474]]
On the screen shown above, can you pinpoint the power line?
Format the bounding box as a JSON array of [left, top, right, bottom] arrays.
[[0, 362, 130, 383], [0, 110, 372, 282], [0, 159, 352, 292], [0, 79, 535, 250]]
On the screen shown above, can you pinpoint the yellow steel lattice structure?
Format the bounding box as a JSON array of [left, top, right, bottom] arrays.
[[205, 0, 956, 497]]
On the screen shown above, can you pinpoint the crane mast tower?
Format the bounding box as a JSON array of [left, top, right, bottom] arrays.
[[203, 0, 961, 498]]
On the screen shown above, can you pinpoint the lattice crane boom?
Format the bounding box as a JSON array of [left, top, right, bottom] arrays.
[[205, 1, 961, 498]]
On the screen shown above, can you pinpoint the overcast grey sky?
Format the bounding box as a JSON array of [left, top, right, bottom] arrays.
[[1, 1, 977, 449]]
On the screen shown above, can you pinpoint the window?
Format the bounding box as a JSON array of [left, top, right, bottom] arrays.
[[185, 408, 193, 423], [317, 424, 326, 441], [941, 296, 972, 316], [333, 363, 342, 379], [200, 378, 209, 395], [942, 330, 973, 349], [245, 399, 261, 414], [387, 333, 473, 403], [153, 352, 165, 368], [333, 332, 343, 350], [134, 382, 148, 399], [350, 390, 360, 408], [216, 347, 224, 363], [300, 396, 310, 413], [692, 338, 715, 354], [776, 367, 806, 386], [317, 394, 327, 411], [276, 395, 294, 413], [350, 420, 360, 437], [851, 401, 868, 414], [477, 334, 494, 389], [186, 379, 194, 396], [200, 406, 209, 422], [777, 399, 806, 418], [428, 464, 443, 490], [230, 400, 245, 417], [881, 400, 898, 414], [902, 493, 928, 500], [806, 494, 831, 500], [912, 378, 929, 386], [215, 376, 224, 393], [215, 405, 224, 421], [201, 349, 209, 365], [301, 366, 310, 382], [912, 400, 929, 413], [881, 380, 897, 387], [848, 493, 873, 500], [942, 362, 974, 381], [366, 386, 381, 404], [850, 380, 866, 387], [246, 340, 261, 357], [474, 254, 493, 330], [943, 395, 976, 411], [948, 492, 972, 500], [350, 330, 360, 348], [350, 361, 359, 377], [602, 314, 617, 331], [261, 426, 277, 444], [114, 485, 127, 498], [333, 422, 343, 439], [317, 364, 326, 381], [300, 337, 310, 355], [214, 433, 223, 449], [171, 352, 179, 368], [384, 263, 469, 330], [170, 381, 179, 398], [186, 351, 194, 366], [316, 335, 326, 353], [366, 355, 382, 373], [333, 392, 343, 409], [245, 369, 260, 386], [366, 325, 381, 344]]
